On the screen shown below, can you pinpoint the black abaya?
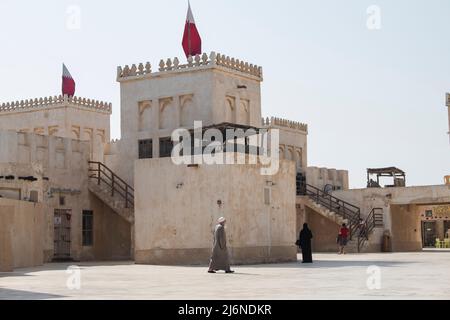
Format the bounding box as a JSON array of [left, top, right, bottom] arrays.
[[299, 226, 313, 263]]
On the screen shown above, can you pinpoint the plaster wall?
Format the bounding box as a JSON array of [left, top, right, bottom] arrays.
[[134, 157, 297, 265], [0, 199, 45, 270]]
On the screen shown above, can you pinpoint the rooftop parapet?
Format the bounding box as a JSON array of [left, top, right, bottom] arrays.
[[0, 95, 112, 114], [262, 117, 308, 133], [117, 52, 263, 82]]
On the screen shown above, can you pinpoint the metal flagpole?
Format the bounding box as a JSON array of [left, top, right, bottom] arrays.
[[188, 1, 191, 56], [188, 21, 191, 56]]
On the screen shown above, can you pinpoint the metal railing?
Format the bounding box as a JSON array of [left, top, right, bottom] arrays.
[[296, 176, 384, 252], [298, 182, 361, 239], [357, 208, 384, 252], [88, 161, 134, 209]]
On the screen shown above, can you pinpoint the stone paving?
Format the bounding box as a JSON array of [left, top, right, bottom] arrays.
[[1, 251, 450, 300]]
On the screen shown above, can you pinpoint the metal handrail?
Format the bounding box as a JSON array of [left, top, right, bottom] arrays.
[[357, 208, 384, 252], [304, 183, 360, 212], [299, 183, 361, 239], [296, 178, 384, 252], [88, 161, 134, 209], [88, 169, 132, 195], [88, 164, 134, 192]]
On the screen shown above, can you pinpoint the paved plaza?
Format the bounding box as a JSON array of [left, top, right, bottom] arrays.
[[1, 251, 450, 300]]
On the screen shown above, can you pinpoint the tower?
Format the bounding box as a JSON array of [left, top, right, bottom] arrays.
[[109, 52, 263, 183], [0, 95, 111, 162]]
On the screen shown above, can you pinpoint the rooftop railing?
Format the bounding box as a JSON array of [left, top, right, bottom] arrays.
[[0, 95, 112, 114], [117, 51, 263, 81]]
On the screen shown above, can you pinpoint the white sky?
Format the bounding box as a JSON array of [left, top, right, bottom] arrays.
[[0, 0, 449, 188]]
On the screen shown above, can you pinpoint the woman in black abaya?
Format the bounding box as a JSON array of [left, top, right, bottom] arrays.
[[299, 223, 313, 263]]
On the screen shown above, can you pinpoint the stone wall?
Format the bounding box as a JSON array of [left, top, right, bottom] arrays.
[[333, 185, 450, 252], [305, 166, 349, 191], [390, 205, 422, 251], [0, 95, 111, 162], [134, 158, 297, 265], [262, 117, 308, 172], [0, 130, 133, 262], [0, 199, 45, 271], [296, 204, 342, 253], [306, 207, 341, 253], [0, 130, 91, 261], [81, 193, 132, 261]]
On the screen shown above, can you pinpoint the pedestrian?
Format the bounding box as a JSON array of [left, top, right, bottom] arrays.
[[298, 223, 313, 263], [208, 217, 235, 274], [338, 223, 349, 255]]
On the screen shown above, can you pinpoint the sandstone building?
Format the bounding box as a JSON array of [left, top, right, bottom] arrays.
[[0, 52, 449, 272]]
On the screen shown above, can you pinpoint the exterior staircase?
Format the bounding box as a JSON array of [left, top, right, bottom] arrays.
[[297, 177, 384, 253], [88, 161, 134, 224]]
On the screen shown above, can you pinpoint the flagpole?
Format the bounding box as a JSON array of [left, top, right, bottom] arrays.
[[188, 19, 191, 56], [188, 21, 191, 57]]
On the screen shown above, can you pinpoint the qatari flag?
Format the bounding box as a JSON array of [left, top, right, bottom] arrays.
[[182, 2, 202, 58], [62, 64, 76, 97]]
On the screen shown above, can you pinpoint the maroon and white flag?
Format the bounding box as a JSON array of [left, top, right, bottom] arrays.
[[182, 2, 202, 58], [62, 64, 76, 97]]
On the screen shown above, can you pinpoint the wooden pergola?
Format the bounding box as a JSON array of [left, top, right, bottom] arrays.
[[367, 167, 406, 188], [183, 122, 264, 155]]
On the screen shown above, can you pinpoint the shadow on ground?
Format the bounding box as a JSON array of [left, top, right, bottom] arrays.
[[0, 288, 64, 300], [0, 272, 36, 278], [262, 260, 411, 269], [174, 256, 412, 271], [0, 261, 135, 277], [2, 256, 419, 277]]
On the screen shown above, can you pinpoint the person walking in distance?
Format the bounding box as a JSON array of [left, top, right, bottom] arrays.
[[338, 223, 350, 255], [208, 217, 234, 274]]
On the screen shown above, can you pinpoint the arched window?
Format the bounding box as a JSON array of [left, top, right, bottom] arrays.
[[225, 96, 235, 123], [279, 146, 285, 160], [180, 95, 195, 128], [138, 101, 152, 131], [159, 98, 175, 130], [296, 149, 303, 168]]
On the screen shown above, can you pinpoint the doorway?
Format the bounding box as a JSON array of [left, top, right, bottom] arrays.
[[54, 209, 72, 261], [422, 221, 437, 248]]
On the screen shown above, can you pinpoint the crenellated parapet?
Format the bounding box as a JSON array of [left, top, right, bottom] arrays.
[[262, 117, 308, 133], [117, 51, 263, 81], [0, 95, 112, 114]]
